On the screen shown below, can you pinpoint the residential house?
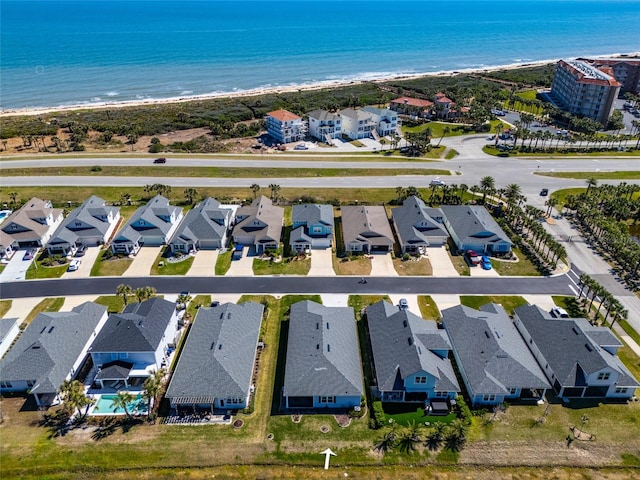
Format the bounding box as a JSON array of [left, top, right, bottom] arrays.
[[307, 109, 342, 144], [265, 109, 306, 144], [0, 231, 16, 259], [283, 301, 363, 409], [361, 106, 399, 137], [165, 302, 264, 411], [87, 298, 180, 391], [442, 304, 550, 407], [289, 203, 334, 251], [168, 197, 235, 253], [514, 305, 639, 400], [46, 195, 120, 256], [338, 108, 375, 140], [440, 205, 512, 254], [232, 195, 284, 253], [389, 96, 434, 119], [0, 302, 108, 406], [550, 59, 621, 124], [433, 92, 455, 119], [111, 195, 183, 255], [0, 197, 63, 251], [0, 317, 21, 359], [366, 300, 460, 404], [392, 196, 449, 253], [340, 205, 394, 253]]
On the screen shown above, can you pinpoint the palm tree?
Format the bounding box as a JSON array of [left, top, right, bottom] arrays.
[[396, 186, 406, 203], [374, 425, 398, 454], [8, 192, 19, 208], [250, 184, 260, 199], [110, 390, 136, 420], [425, 421, 446, 450], [134, 286, 157, 303], [176, 293, 192, 309], [444, 418, 469, 452], [398, 421, 422, 453], [143, 368, 166, 415], [269, 184, 281, 202], [479, 176, 495, 205], [586, 177, 598, 195], [183, 188, 198, 205], [116, 284, 133, 307], [437, 126, 450, 147], [58, 379, 95, 421]]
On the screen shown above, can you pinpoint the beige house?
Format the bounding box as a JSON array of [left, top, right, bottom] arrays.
[[232, 196, 284, 253], [0, 198, 63, 255], [340, 205, 394, 253]]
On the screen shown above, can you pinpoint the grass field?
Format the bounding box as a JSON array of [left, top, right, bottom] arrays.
[[491, 247, 541, 276], [417, 295, 440, 320], [90, 250, 133, 277], [215, 248, 233, 275], [333, 255, 372, 275], [253, 256, 311, 275], [459, 295, 528, 315], [25, 252, 68, 280], [149, 249, 195, 276], [22, 297, 64, 325], [392, 256, 432, 276], [94, 295, 126, 314]]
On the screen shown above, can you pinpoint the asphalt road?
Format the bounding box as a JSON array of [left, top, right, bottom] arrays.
[[0, 274, 576, 299]]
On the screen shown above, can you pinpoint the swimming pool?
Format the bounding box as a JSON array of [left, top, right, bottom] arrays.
[[91, 393, 148, 416]]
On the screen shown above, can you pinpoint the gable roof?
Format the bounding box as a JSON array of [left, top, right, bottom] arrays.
[[266, 109, 301, 122], [307, 109, 340, 122], [366, 300, 459, 393], [233, 196, 283, 245], [0, 302, 107, 395], [0, 197, 62, 242], [169, 197, 231, 246], [361, 106, 396, 118], [89, 298, 176, 353], [392, 196, 449, 246], [292, 204, 334, 228], [47, 195, 119, 246], [340, 206, 394, 247], [283, 301, 363, 398], [338, 108, 372, 121], [514, 305, 639, 388], [114, 195, 182, 242], [166, 302, 264, 402], [440, 205, 512, 246], [442, 304, 550, 396]]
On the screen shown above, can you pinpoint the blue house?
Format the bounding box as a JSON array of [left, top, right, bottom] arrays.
[[289, 204, 335, 251]]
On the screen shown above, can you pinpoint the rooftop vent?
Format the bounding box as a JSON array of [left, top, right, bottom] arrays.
[[585, 343, 593, 352]]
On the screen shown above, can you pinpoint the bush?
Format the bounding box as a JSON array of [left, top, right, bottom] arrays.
[[149, 142, 164, 153], [370, 401, 386, 429], [454, 395, 473, 426], [91, 165, 102, 172]]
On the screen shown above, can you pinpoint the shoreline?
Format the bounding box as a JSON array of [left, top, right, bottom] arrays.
[[2, 53, 638, 118]]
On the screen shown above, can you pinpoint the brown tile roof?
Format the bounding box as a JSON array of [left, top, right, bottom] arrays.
[[390, 97, 434, 108], [266, 109, 301, 122], [558, 60, 621, 87]]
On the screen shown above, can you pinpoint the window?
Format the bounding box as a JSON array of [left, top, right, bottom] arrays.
[[615, 387, 628, 394], [483, 394, 496, 402], [435, 391, 447, 398], [509, 388, 517, 395], [319, 396, 335, 404], [597, 372, 610, 381], [27, 380, 35, 387], [1, 381, 12, 388], [415, 376, 427, 384]]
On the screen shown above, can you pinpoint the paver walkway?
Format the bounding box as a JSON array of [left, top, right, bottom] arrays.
[[427, 247, 459, 277], [126, 246, 162, 277], [370, 253, 397, 276], [186, 250, 218, 277], [61, 247, 101, 279], [308, 248, 335, 276]]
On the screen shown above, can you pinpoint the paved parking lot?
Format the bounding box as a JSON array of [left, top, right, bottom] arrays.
[[127, 246, 162, 277], [61, 247, 101, 279], [370, 253, 397, 276], [186, 250, 218, 276], [308, 248, 335, 276], [426, 247, 459, 277], [0, 251, 34, 282]]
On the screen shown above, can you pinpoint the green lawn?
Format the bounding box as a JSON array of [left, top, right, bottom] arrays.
[[150, 250, 195, 276], [22, 297, 64, 325], [550, 187, 585, 210], [25, 252, 68, 279], [444, 148, 459, 159], [383, 403, 456, 426], [215, 248, 233, 275], [187, 295, 212, 319], [417, 295, 440, 320], [94, 295, 126, 314], [253, 256, 311, 275], [490, 247, 541, 276], [459, 295, 528, 316], [537, 171, 640, 180], [392, 256, 432, 276], [0, 300, 13, 318], [403, 121, 498, 139], [90, 249, 133, 277], [332, 254, 372, 275]]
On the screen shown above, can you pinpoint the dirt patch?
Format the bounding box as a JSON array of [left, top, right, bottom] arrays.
[[334, 414, 352, 428]]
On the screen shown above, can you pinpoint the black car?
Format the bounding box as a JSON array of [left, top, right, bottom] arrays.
[[153, 157, 167, 164], [211, 301, 220, 308], [75, 245, 87, 257], [540, 188, 549, 196]]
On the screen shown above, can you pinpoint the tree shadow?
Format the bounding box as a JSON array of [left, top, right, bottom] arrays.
[[38, 409, 72, 438], [91, 417, 119, 441]]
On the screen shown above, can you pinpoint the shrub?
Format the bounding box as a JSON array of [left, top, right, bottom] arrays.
[[370, 401, 386, 429], [91, 165, 102, 172], [454, 395, 473, 426]]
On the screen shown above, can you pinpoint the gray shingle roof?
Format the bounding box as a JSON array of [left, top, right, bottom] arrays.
[[292, 204, 334, 228], [47, 195, 119, 247], [307, 109, 340, 122], [0, 302, 107, 395], [113, 195, 182, 243], [0, 197, 62, 243], [169, 197, 231, 247], [0, 318, 20, 344], [366, 300, 460, 393], [341, 206, 394, 247], [440, 205, 512, 247], [165, 302, 264, 401], [89, 298, 176, 353], [338, 108, 372, 121], [95, 360, 133, 380], [392, 196, 449, 247], [514, 305, 639, 388], [232, 196, 284, 245], [442, 304, 550, 396], [283, 301, 363, 398]]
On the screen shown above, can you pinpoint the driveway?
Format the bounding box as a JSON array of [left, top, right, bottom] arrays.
[[226, 248, 255, 276], [61, 295, 98, 310], [127, 246, 162, 277], [0, 251, 35, 282], [469, 265, 499, 277], [186, 250, 218, 277], [523, 295, 555, 312], [308, 248, 335, 276], [388, 294, 420, 314], [320, 294, 349, 307], [427, 247, 459, 277], [370, 253, 397, 276], [61, 247, 101, 279], [3, 296, 47, 323], [431, 294, 461, 314]]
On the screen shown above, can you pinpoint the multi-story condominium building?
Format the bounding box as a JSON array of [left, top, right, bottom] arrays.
[[578, 57, 640, 95], [361, 106, 399, 137], [338, 108, 375, 140], [550, 59, 621, 124], [265, 109, 306, 144], [307, 109, 341, 143]]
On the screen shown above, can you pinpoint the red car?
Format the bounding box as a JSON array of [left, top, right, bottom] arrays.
[[465, 250, 481, 266]]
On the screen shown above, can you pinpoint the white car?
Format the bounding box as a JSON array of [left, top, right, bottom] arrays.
[[67, 259, 81, 272], [294, 143, 308, 150], [430, 179, 445, 186]]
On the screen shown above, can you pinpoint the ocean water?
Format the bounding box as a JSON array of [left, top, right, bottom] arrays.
[[1, 0, 639, 110]]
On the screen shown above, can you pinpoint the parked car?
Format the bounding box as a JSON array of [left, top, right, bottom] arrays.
[[153, 157, 167, 164], [294, 143, 308, 150], [540, 188, 549, 196], [481, 255, 492, 270], [211, 300, 220, 307], [398, 298, 409, 310], [465, 250, 481, 266], [74, 245, 87, 257], [430, 179, 445, 186], [550, 306, 569, 318], [23, 248, 37, 261], [67, 259, 81, 272]]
